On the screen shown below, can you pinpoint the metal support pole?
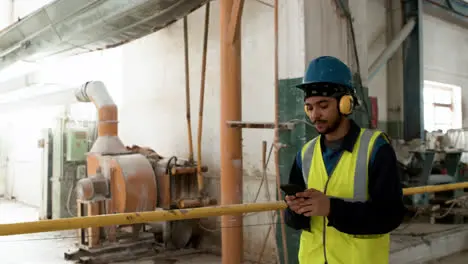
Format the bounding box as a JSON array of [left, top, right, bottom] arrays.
[[220, 0, 243, 263], [368, 17, 416, 81], [403, 0, 424, 140]]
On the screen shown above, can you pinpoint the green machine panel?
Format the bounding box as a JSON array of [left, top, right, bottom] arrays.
[[276, 77, 317, 264], [66, 128, 88, 162]]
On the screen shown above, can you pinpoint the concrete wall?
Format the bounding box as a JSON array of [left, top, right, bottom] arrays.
[[0, 0, 14, 197], [0, 108, 59, 207], [0, 0, 13, 31], [0, 0, 53, 30], [12, 0, 55, 18], [423, 14, 468, 126], [367, 0, 388, 124]]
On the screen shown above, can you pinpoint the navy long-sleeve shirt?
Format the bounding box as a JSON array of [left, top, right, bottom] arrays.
[[284, 120, 406, 235]]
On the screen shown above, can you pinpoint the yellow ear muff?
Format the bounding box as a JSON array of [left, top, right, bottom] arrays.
[[304, 104, 310, 115], [339, 95, 354, 115]]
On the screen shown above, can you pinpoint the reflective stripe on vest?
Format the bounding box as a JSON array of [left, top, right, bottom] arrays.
[[300, 129, 375, 202]]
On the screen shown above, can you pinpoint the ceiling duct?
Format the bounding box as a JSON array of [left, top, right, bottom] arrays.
[[0, 0, 209, 71]]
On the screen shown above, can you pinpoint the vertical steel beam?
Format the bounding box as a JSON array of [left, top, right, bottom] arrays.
[[403, 0, 424, 140], [220, 0, 243, 263]]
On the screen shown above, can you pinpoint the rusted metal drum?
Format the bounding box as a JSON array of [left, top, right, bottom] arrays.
[[109, 154, 157, 213]]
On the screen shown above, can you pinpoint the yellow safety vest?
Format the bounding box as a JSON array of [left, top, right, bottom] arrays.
[[298, 128, 390, 264]]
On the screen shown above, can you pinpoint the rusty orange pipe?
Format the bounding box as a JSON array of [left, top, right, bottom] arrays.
[[220, 0, 244, 263], [96, 105, 118, 137], [171, 166, 208, 175], [197, 2, 211, 194]]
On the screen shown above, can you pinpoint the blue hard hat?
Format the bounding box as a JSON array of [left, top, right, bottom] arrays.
[[296, 56, 354, 94]]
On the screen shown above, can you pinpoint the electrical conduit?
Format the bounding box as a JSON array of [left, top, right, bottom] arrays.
[[197, 2, 211, 195], [183, 17, 195, 163]]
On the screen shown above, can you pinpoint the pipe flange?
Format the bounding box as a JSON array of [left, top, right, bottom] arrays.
[[75, 82, 91, 102]]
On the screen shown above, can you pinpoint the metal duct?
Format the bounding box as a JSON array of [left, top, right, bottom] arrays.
[[75, 81, 118, 137], [0, 0, 209, 71]]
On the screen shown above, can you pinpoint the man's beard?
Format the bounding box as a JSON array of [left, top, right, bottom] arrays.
[[315, 115, 343, 135]]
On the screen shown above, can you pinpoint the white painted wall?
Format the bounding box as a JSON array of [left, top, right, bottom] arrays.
[[12, 0, 54, 18], [120, 1, 274, 175], [367, 0, 388, 121], [0, 107, 58, 207], [423, 14, 468, 126], [0, 0, 13, 196], [304, 0, 350, 65], [0, 0, 13, 31]]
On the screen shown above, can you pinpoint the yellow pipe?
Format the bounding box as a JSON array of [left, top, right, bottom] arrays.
[[1, 182, 468, 236], [0, 202, 286, 236], [403, 182, 468, 195]]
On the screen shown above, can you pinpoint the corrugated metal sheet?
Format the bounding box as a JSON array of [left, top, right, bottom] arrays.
[[0, 0, 208, 71]]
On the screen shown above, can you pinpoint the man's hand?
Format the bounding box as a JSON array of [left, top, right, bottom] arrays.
[[285, 195, 306, 214], [295, 188, 330, 217]]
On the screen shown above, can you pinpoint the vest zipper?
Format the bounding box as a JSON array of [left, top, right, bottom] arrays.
[[323, 178, 330, 264], [322, 151, 343, 264]]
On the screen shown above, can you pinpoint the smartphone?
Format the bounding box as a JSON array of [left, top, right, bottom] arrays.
[[280, 184, 305, 196]]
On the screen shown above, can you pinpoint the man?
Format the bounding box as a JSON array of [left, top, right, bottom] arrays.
[[284, 56, 406, 264]]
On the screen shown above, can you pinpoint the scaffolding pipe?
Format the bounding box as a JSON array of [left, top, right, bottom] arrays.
[[220, 0, 244, 263], [368, 17, 416, 81], [1, 182, 468, 236], [197, 2, 210, 194]]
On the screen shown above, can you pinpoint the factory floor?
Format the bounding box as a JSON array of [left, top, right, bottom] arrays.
[[0, 199, 467, 264], [0, 199, 228, 264], [433, 252, 468, 264]]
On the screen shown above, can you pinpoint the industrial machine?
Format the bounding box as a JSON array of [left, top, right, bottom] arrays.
[[65, 81, 215, 262], [39, 110, 96, 220], [394, 131, 466, 222]]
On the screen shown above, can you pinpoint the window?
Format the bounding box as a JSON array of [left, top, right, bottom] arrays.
[[423, 81, 462, 132]]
